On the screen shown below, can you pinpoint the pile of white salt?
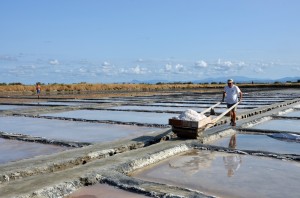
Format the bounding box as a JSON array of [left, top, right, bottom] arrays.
[[174, 109, 207, 121]]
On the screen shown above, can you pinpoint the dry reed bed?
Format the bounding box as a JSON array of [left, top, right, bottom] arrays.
[[0, 83, 298, 93]]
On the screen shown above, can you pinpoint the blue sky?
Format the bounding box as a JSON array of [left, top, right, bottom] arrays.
[[1, 0, 300, 84]]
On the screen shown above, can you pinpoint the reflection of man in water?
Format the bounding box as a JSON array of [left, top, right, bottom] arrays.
[[229, 134, 236, 149], [223, 134, 242, 177], [223, 154, 242, 177], [168, 150, 214, 175]]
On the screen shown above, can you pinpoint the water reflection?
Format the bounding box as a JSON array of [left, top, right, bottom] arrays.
[[210, 134, 300, 155], [167, 140, 243, 178], [223, 155, 242, 177], [168, 150, 215, 175], [223, 134, 242, 177], [228, 134, 237, 149], [132, 149, 300, 198]]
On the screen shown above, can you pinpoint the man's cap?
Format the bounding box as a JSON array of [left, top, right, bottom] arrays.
[[227, 79, 234, 83]]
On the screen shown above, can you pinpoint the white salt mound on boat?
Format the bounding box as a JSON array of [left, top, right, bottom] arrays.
[[175, 109, 207, 121]]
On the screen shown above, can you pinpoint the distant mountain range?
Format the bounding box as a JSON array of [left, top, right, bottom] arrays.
[[130, 76, 300, 84]]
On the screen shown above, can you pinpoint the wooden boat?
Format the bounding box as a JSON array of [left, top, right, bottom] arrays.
[[169, 102, 240, 139]]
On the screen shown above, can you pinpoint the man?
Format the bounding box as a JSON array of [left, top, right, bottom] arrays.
[[222, 79, 242, 126], [36, 83, 41, 99]]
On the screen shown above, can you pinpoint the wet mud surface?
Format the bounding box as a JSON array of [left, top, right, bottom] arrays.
[[0, 88, 300, 198]]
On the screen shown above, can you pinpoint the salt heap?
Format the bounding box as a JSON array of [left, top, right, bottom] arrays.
[[175, 109, 207, 121]]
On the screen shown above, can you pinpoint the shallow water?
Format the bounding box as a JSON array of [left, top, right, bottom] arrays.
[[43, 110, 177, 125], [108, 105, 207, 112], [132, 150, 300, 198], [150, 102, 213, 107], [0, 138, 68, 164], [251, 119, 300, 132], [0, 105, 33, 110], [147, 103, 261, 109], [281, 110, 300, 117], [66, 183, 150, 198], [209, 134, 300, 154], [0, 116, 161, 143], [107, 106, 248, 114], [31, 102, 92, 106]]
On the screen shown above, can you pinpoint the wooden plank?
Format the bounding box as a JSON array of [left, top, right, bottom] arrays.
[[199, 102, 221, 115]]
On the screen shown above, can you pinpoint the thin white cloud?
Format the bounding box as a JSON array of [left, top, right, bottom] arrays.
[[256, 62, 269, 67], [79, 68, 87, 73], [0, 55, 18, 61], [237, 61, 246, 66], [293, 67, 300, 72], [100, 62, 118, 75], [158, 63, 185, 74], [129, 65, 149, 74], [213, 66, 224, 71], [165, 64, 172, 71], [49, 59, 59, 65], [101, 65, 111, 73], [212, 59, 249, 74], [223, 61, 233, 67], [254, 67, 264, 73], [175, 64, 184, 72], [102, 61, 111, 66], [195, 60, 208, 68]]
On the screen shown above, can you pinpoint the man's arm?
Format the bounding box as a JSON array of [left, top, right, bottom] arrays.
[[222, 91, 226, 102], [239, 91, 243, 102]]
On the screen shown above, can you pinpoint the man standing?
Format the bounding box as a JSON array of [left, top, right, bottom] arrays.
[[36, 83, 41, 99], [222, 79, 242, 126]]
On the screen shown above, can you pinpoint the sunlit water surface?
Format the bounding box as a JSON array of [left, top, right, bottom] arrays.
[[132, 150, 300, 198]]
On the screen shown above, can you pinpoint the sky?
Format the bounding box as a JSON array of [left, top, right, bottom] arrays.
[[1, 0, 300, 84]]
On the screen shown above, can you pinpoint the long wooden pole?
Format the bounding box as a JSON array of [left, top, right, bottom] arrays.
[[211, 102, 240, 124], [199, 102, 221, 115]]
